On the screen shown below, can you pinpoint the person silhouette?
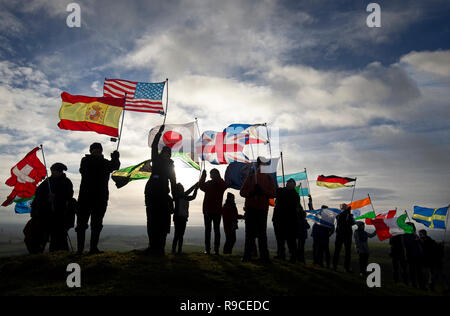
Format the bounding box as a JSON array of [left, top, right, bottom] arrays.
[[273, 178, 299, 262], [29, 163, 74, 253], [76, 143, 120, 255], [222, 192, 244, 254], [240, 157, 276, 262], [172, 182, 199, 254], [333, 203, 355, 272], [145, 125, 177, 255], [199, 168, 228, 255]]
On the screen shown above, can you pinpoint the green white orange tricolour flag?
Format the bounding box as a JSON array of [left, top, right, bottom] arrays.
[[349, 196, 375, 220]]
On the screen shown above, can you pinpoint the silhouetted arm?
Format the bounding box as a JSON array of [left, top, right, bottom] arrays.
[[185, 183, 199, 201], [152, 125, 164, 159]]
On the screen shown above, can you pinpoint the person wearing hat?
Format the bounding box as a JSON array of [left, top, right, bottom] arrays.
[[29, 162, 74, 253], [76, 143, 120, 254], [240, 157, 276, 262]]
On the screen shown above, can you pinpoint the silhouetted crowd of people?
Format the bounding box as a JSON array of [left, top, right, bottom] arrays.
[[23, 125, 449, 292]]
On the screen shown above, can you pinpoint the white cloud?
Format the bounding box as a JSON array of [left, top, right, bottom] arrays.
[[400, 50, 450, 77]]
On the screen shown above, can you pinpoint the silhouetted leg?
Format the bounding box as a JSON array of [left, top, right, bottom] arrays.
[[89, 201, 107, 254], [344, 237, 352, 272], [273, 221, 285, 259], [172, 221, 179, 254], [146, 206, 152, 249], [257, 210, 269, 261], [212, 214, 221, 254], [333, 235, 343, 270], [75, 203, 90, 254], [243, 210, 256, 261], [325, 243, 331, 269], [359, 253, 369, 275], [204, 214, 212, 254], [297, 238, 305, 263]]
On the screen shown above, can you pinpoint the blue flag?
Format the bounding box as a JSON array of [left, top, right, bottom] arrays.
[[413, 206, 448, 229]]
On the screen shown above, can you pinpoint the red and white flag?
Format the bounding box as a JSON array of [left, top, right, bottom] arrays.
[[2, 147, 47, 206]]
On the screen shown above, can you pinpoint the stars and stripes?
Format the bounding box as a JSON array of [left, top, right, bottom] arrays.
[[103, 78, 165, 114]]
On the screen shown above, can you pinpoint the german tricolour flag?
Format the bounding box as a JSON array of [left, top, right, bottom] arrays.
[[58, 92, 125, 137], [316, 175, 356, 189]]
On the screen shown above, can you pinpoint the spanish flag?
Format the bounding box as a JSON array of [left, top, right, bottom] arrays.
[[58, 92, 125, 137]]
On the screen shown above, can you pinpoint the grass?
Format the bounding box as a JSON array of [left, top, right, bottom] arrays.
[[0, 243, 447, 296]]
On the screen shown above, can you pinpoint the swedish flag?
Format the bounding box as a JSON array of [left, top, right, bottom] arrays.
[[413, 206, 449, 229]]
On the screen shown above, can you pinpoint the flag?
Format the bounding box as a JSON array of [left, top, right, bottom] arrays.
[[13, 196, 33, 214], [223, 124, 268, 145], [148, 122, 198, 161], [58, 92, 125, 137], [306, 208, 341, 228], [277, 171, 309, 196], [349, 196, 375, 220], [112, 153, 200, 189], [412, 206, 449, 229], [104, 79, 165, 114], [112, 160, 152, 189], [316, 175, 356, 189], [2, 147, 46, 207], [366, 214, 414, 241], [225, 161, 278, 190], [196, 131, 250, 164], [365, 209, 397, 224]]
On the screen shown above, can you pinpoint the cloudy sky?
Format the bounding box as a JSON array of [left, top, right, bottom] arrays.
[[0, 0, 449, 229]]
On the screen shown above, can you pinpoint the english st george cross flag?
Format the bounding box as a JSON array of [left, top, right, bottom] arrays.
[[2, 147, 47, 207], [103, 78, 165, 114]]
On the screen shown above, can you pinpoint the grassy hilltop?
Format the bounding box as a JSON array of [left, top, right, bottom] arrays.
[[0, 244, 445, 296]]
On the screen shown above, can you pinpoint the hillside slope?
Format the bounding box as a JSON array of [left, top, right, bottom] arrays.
[[0, 249, 435, 296]]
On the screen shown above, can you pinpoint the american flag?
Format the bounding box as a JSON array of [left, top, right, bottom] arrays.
[[103, 78, 165, 114], [196, 131, 251, 165]]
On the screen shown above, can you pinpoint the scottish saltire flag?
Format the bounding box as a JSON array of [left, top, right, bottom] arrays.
[[104, 79, 165, 114], [413, 206, 449, 229], [196, 131, 250, 164], [277, 171, 309, 196], [306, 208, 341, 228]]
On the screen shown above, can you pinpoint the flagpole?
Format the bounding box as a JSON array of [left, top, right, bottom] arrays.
[[39, 144, 55, 213], [116, 93, 127, 152], [280, 151, 286, 187], [163, 78, 169, 125], [368, 193, 375, 214], [350, 177, 357, 204], [443, 204, 449, 243], [39, 144, 52, 194], [300, 183, 307, 210], [305, 168, 311, 197], [264, 123, 272, 158], [195, 117, 203, 180]]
